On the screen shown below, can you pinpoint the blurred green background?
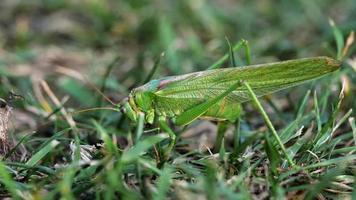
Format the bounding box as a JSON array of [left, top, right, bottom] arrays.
[[0, 0, 355, 104]]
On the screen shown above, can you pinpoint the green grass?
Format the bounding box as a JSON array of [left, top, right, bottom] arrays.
[[0, 0, 355, 199]]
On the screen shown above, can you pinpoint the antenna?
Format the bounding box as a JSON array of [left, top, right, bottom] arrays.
[[55, 65, 118, 106]]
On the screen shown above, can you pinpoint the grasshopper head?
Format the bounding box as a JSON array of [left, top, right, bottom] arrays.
[[120, 89, 155, 124], [131, 80, 159, 113], [120, 87, 156, 124]]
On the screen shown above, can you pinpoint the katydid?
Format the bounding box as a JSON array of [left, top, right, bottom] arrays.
[[119, 56, 340, 166], [121, 57, 340, 126]]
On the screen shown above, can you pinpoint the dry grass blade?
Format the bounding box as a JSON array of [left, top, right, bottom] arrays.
[[342, 31, 355, 58], [40, 80, 77, 130]]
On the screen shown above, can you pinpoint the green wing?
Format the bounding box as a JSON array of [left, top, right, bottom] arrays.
[[152, 57, 340, 121]]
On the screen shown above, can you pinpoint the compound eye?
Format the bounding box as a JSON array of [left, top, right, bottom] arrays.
[[0, 99, 7, 108], [120, 106, 126, 113]]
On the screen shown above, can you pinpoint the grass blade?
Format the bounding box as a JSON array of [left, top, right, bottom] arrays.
[[329, 19, 344, 60], [0, 162, 20, 199], [121, 134, 168, 163], [153, 166, 173, 200], [208, 40, 245, 69], [26, 140, 59, 167], [144, 52, 165, 83]]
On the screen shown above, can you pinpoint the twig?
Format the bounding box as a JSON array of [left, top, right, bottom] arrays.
[[40, 80, 77, 131]]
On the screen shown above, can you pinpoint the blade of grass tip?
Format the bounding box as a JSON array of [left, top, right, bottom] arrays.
[[313, 91, 322, 132], [0, 162, 20, 199], [159, 17, 180, 74], [93, 120, 117, 155], [279, 116, 310, 144], [208, 40, 244, 70], [143, 52, 165, 83], [342, 31, 355, 58], [225, 37, 237, 67], [26, 139, 60, 167], [329, 19, 344, 60], [34, 128, 69, 151], [279, 90, 311, 143], [24, 128, 69, 167], [296, 90, 311, 120], [242, 39, 251, 65], [4, 134, 31, 160], [287, 125, 313, 160], [331, 108, 353, 134], [120, 134, 168, 164], [348, 117, 356, 146], [313, 87, 344, 147], [232, 132, 263, 158], [153, 166, 173, 200], [243, 82, 296, 168]]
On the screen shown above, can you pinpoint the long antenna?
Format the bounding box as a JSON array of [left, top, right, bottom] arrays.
[[84, 76, 117, 106], [55, 66, 117, 106], [71, 107, 121, 115]]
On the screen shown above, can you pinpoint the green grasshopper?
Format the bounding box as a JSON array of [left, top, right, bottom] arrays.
[[119, 56, 340, 165], [122, 56, 340, 125]]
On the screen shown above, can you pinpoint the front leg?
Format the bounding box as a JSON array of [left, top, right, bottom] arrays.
[[214, 121, 228, 152], [158, 116, 176, 167]]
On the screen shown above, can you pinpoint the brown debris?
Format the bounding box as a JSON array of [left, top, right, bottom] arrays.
[[0, 98, 24, 161], [0, 98, 13, 159], [180, 121, 217, 152]]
